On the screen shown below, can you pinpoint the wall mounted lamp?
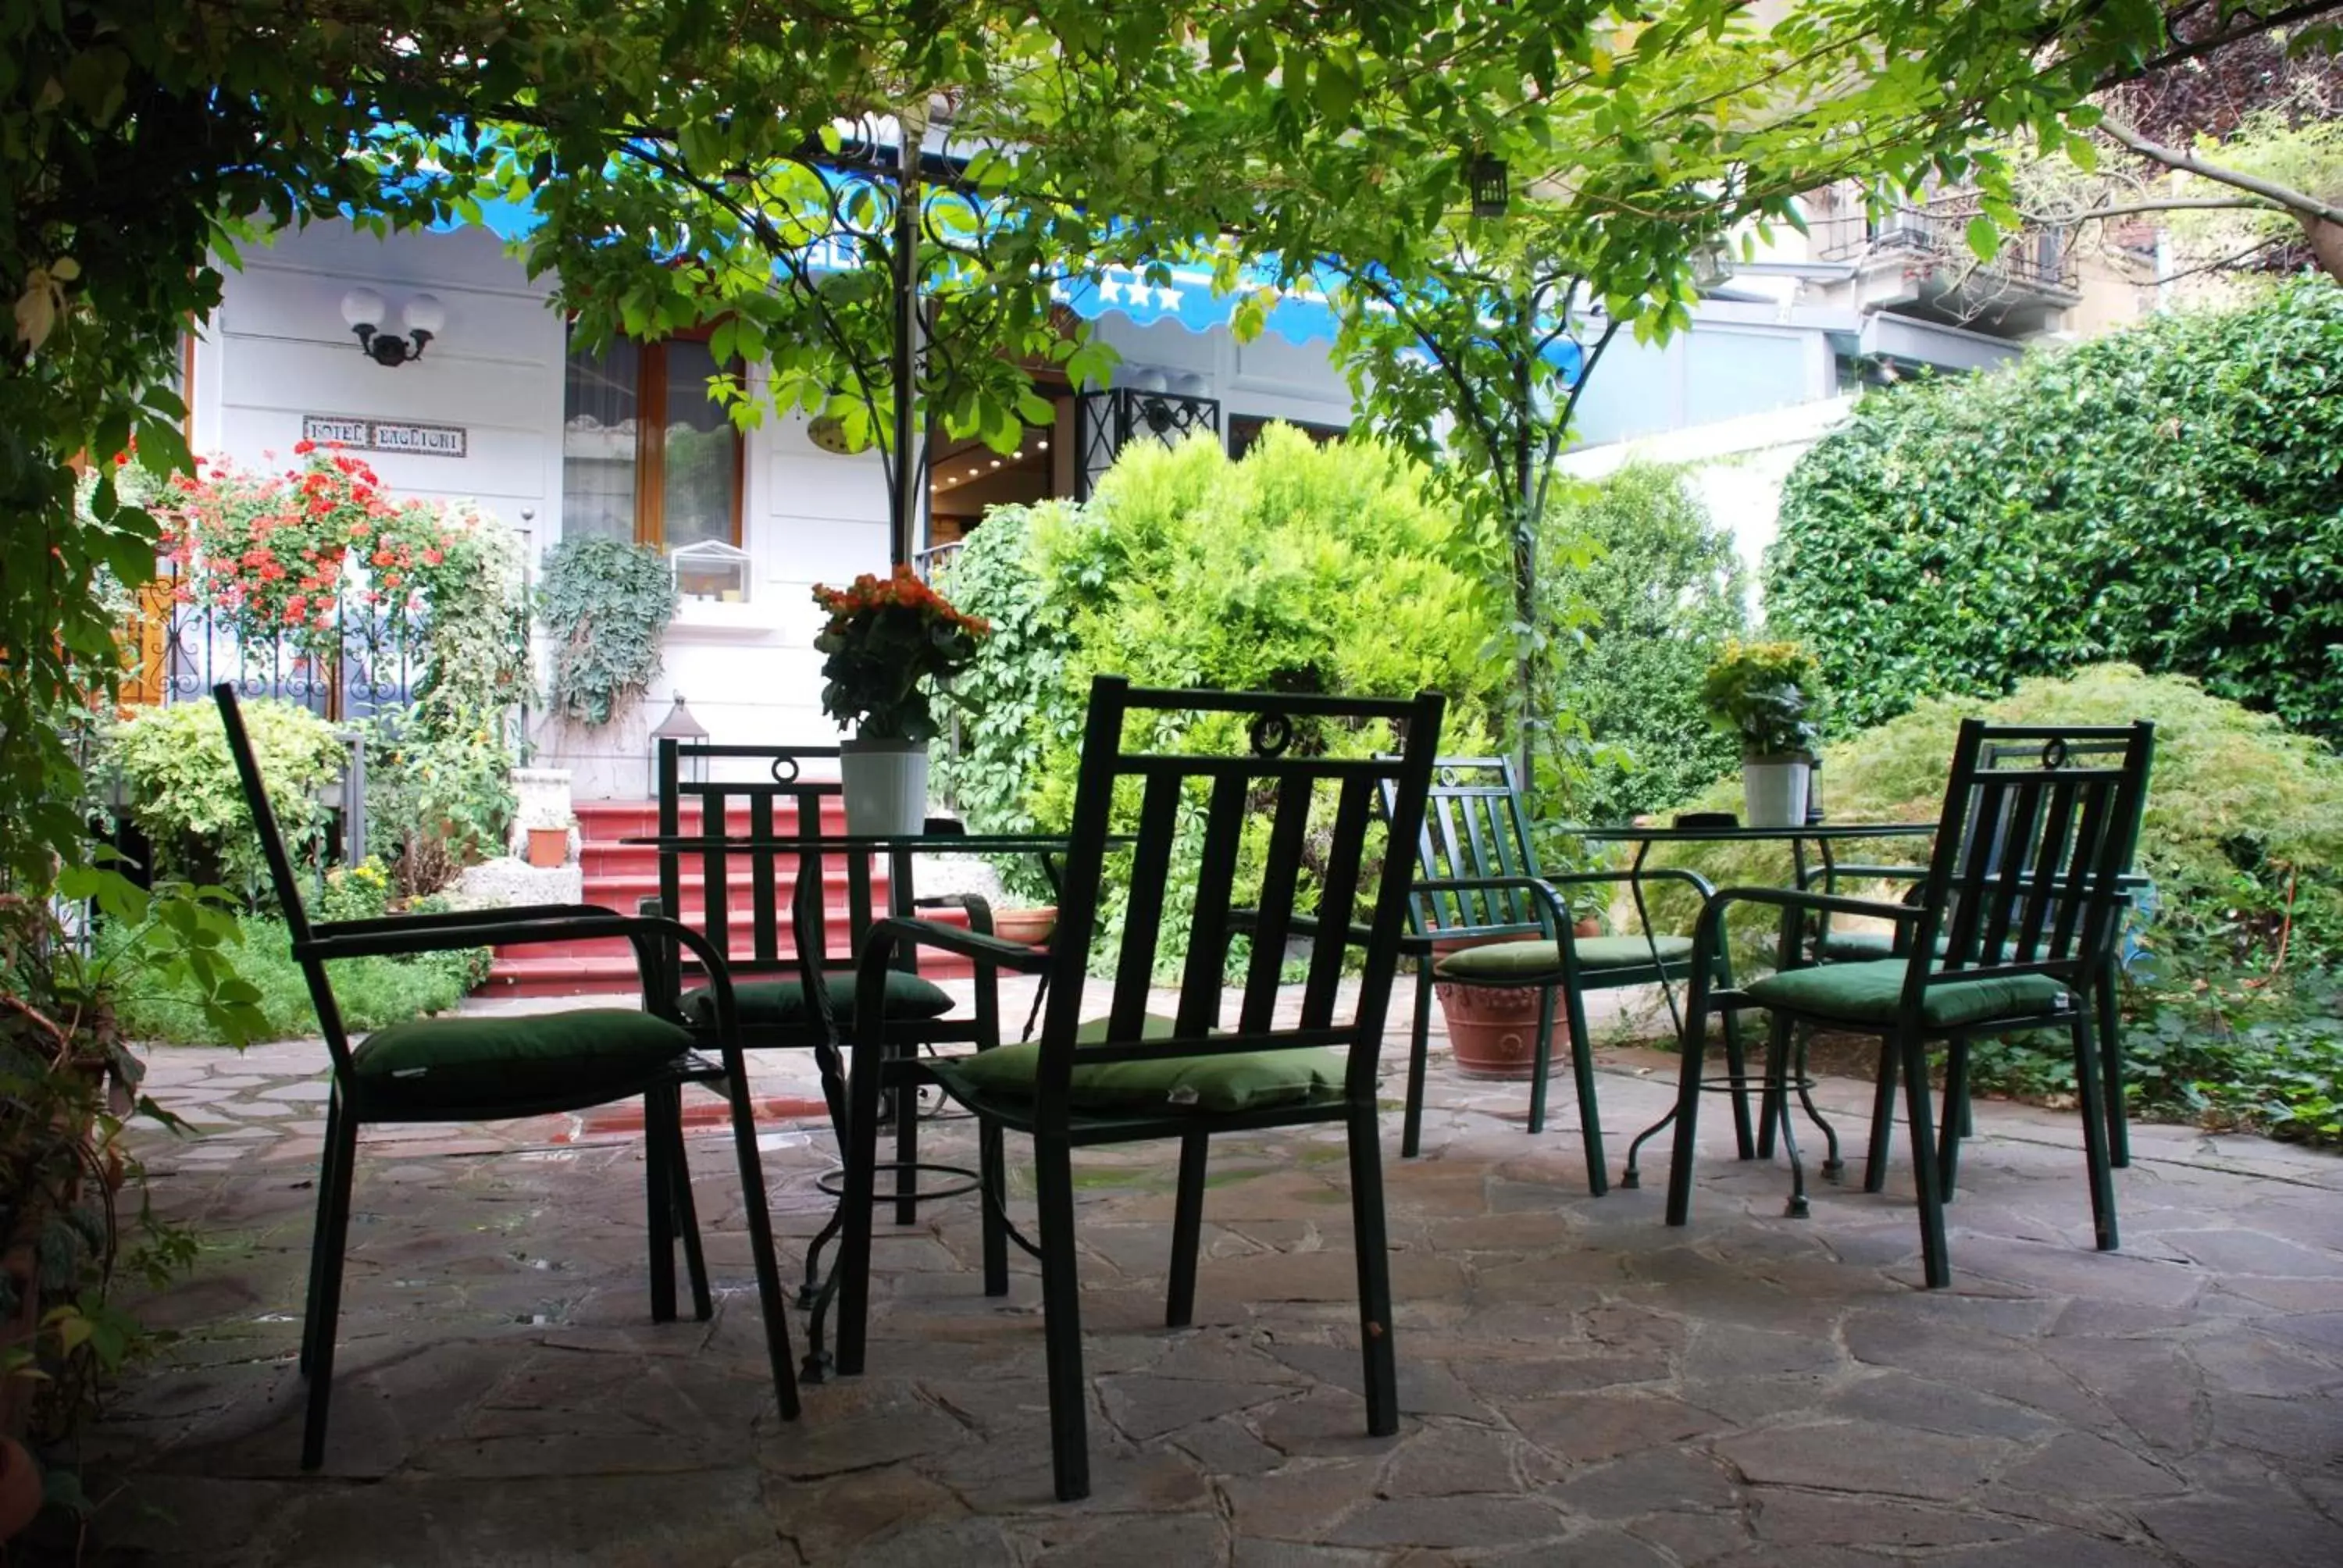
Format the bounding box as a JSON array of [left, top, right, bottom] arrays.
[[339, 288, 445, 368]]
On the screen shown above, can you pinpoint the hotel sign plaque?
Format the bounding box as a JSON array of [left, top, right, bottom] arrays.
[[301, 415, 468, 458]]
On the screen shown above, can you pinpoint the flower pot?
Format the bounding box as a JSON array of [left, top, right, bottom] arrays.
[[525, 825, 569, 868], [1429, 934, 1567, 1082], [840, 737, 929, 836], [1742, 756, 1811, 829], [991, 906, 1057, 946], [0, 1436, 41, 1544]]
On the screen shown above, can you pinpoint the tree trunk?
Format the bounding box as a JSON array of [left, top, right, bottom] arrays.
[[2303, 215, 2343, 284]]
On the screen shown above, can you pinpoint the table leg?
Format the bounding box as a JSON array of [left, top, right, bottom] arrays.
[[1627, 839, 1686, 1042]]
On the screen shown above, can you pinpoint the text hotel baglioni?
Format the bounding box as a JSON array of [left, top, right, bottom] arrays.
[[301, 415, 469, 458]]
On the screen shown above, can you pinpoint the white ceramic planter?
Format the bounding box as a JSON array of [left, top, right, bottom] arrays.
[[840, 738, 929, 836], [1742, 757, 1812, 829]]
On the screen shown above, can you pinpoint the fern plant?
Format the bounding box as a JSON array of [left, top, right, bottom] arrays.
[[537, 536, 678, 727]]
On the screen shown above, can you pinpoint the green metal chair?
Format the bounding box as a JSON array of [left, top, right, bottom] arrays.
[[831, 675, 1446, 1502], [644, 739, 1009, 1367], [1387, 757, 1752, 1191], [1796, 737, 2150, 1178], [213, 685, 798, 1470], [1660, 718, 2155, 1288]]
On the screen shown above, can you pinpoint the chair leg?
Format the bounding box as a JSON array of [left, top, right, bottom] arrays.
[[2070, 1008, 2121, 1253], [1765, 1024, 1810, 1218], [1400, 960, 1434, 1159], [719, 1055, 801, 1421], [1034, 1136, 1091, 1502], [1525, 985, 1559, 1137], [893, 1067, 920, 1228], [1563, 989, 1608, 1196], [1756, 1012, 1791, 1160], [1864, 1040, 1899, 1193], [1938, 1036, 1970, 1199], [1165, 1131, 1209, 1328], [300, 1104, 362, 1471], [1895, 1028, 1952, 1289], [979, 1118, 1010, 1298], [298, 1090, 345, 1380], [2097, 973, 2131, 1169], [833, 1049, 886, 1380], [1663, 989, 1713, 1228], [669, 1093, 714, 1322], [1345, 1099, 1400, 1440], [1707, 929, 1756, 1160], [645, 1085, 679, 1325]]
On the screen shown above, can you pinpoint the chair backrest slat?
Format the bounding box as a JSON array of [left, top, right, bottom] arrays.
[[654, 739, 844, 978], [1386, 757, 1544, 942], [1239, 772, 1318, 1035], [1300, 775, 1376, 1030], [1173, 772, 1252, 1038], [1031, 678, 1446, 1116], [1109, 772, 1186, 1041], [1906, 722, 2153, 1000]]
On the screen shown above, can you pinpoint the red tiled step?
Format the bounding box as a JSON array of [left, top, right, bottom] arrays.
[[480, 798, 989, 996]]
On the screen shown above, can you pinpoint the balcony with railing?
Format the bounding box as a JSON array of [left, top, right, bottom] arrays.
[[1813, 194, 2079, 336]]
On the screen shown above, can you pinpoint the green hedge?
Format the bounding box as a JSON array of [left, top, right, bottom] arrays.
[[1541, 461, 1747, 824], [1766, 280, 2343, 740]]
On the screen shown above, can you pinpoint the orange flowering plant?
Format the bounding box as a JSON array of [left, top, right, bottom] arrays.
[[811, 566, 989, 741]]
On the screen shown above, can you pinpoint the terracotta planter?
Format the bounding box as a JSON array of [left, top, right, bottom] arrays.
[[990, 906, 1057, 946], [524, 825, 569, 868], [1428, 932, 1574, 1082], [0, 1436, 40, 1544]]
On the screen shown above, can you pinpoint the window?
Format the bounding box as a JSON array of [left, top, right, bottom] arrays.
[[562, 333, 743, 547], [1227, 414, 1346, 461]]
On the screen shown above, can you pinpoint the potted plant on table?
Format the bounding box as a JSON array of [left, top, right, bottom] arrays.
[[811, 567, 989, 836], [1699, 639, 1824, 828]]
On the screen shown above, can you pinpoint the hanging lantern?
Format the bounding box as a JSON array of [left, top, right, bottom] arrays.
[[1467, 154, 1510, 219]]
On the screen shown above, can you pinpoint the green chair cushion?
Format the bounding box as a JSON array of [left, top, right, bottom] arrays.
[[936, 1014, 1346, 1114], [1745, 958, 2074, 1030], [1815, 929, 1897, 963], [354, 1009, 691, 1108], [681, 971, 955, 1028], [1435, 934, 1696, 980]]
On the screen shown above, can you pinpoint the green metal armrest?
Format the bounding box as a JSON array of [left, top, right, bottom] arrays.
[[849, 914, 1052, 978], [314, 903, 613, 938], [298, 910, 743, 1030], [1690, 885, 1921, 951]]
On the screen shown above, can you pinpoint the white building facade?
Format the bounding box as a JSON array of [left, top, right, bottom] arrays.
[[187, 200, 2092, 798]]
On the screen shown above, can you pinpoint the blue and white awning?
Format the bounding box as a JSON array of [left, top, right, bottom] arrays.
[[1051, 262, 1348, 349]]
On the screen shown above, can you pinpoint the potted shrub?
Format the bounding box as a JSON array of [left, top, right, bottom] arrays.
[[811, 568, 989, 835], [1699, 639, 1824, 828]]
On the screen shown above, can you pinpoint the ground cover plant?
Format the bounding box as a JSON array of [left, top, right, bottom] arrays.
[[1632, 665, 2343, 1143], [1767, 281, 2343, 740]]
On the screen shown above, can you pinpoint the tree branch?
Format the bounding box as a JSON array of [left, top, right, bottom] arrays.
[[2032, 196, 2289, 222], [2101, 116, 2343, 226]]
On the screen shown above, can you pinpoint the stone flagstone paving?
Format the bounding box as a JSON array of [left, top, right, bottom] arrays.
[[73, 978, 2343, 1566]]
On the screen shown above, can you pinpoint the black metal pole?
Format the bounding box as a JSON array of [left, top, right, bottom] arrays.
[[890, 104, 925, 570]]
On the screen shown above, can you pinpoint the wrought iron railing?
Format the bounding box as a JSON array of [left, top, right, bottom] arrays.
[[1817, 203, 2078, 296], [1072, 387, 1221, 501], [138, 561, 420, 722]]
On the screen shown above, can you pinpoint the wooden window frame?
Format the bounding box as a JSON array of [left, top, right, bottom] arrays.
[[567, 323, 746, 550]]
